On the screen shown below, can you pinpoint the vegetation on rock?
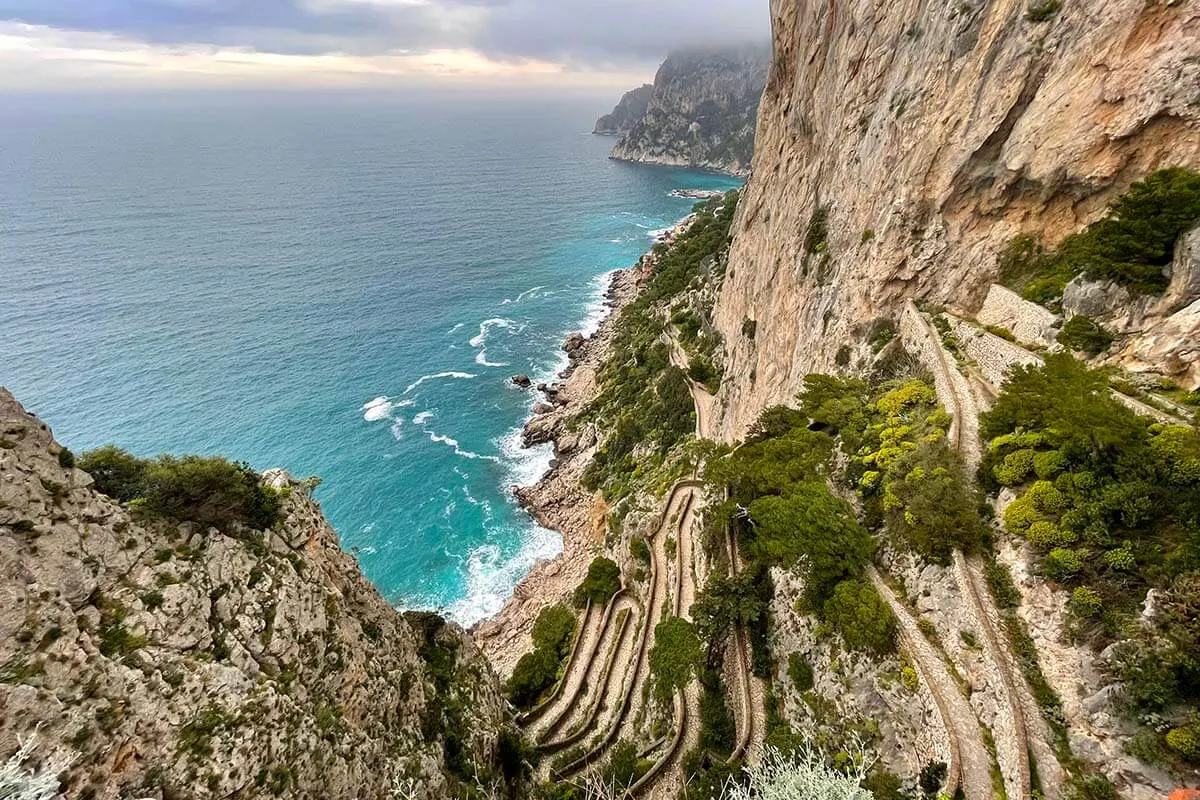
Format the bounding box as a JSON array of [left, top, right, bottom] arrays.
[[79, 446, 282, 531], [507, 604, 577, 709], [981, 354, 1200, 760], [572, 557, 622, 608], [582, 191, 738, 503], [998, 168, 1200, 300]]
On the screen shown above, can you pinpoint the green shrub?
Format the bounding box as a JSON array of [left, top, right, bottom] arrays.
[[883, 442, 984, 562], [1026, 0, 1061, 22], [787, 652, 814, 692], [1033, 450, 1068, 479], [57, 448, 75, 469], [1061, 168, 1200, 294], [986, 561, 1022, 609], [141, 456, 282, 530], [630, 536, 650, 564], [804, 206, 830, 254], [79, 445, 149, 502], [1103, 546, 1136, 571], [1057, 316, 1114, 355], [985, 325, 1017, 342], [1043, 548, 1084, 581], [507, 647, 561, 709], [1165, 725, 1200, 763], [867, 318, 898, 354], [748, 486, 874, 607], [79, 446, 281, 531], [997, 169, 1200, 299], [531, 604, 576, 659], [994, 449, 1036, 486], [1069, 587, 1103, 619], [822, 579, 897, 655], [649, 618, 702, 707], [1003, 494, 1042, 533], [1028, 520, 1075, 549], [572, 557, 621, 608], [602, 740, 646, 789]]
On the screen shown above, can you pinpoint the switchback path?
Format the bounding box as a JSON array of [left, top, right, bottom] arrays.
[[869, 566, 992, 800]]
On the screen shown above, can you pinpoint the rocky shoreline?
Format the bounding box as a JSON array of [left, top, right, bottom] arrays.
[[472, 217, 695, 677]]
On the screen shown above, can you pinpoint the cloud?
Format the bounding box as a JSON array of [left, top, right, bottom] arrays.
[[0, 21, 650, 90], [0, 0, 769, 88]]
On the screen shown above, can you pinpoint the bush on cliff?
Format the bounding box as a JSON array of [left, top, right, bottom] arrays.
[[998, 168, 1200, 300], [80, 446, 282, 531], [822, 579, 897, 654], [572, 557, 621, 608], [982, 355, 1200, 735], [648, 617, 702, 707], [507, 604, 578, 709], [1057, 315, 1114, 355]]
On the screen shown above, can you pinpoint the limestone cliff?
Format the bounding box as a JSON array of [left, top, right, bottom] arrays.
[[0, 389, 513, 799], [607, 47, 771, 176], [713, 0, 1200, 440], [594, 84, 654, 135]]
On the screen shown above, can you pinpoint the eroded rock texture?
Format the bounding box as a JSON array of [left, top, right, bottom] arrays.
[[0, 389, 511, 799], [714, 0, 1200, 439]]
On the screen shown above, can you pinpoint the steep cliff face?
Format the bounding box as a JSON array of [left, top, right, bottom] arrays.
[[0, 389, 512, 799], [713, 0, 1200, 440], [594, 84, 654, 135], [608, 47, 771, 176]]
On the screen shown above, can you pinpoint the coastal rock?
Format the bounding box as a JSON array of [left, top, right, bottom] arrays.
[[608, 46, 771, 176], [0, 388, 512, 799], [593, 84, 654, 136], [713, 0, 1200, 440], [562, 333, 586, 355], [511, 374, 532, 388], [532, 402, 555, 415]]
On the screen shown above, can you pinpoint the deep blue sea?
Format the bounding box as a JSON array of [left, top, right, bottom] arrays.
[[0, 91, 739, 624]]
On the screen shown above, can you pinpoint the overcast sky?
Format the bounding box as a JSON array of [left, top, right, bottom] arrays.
[[0, 0, 769, 92]]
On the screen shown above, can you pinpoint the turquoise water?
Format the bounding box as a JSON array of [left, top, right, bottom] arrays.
[[0, 92, 740, 624]]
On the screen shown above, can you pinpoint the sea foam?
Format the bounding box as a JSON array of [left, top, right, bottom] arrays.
[[403, 371, 475, 395]]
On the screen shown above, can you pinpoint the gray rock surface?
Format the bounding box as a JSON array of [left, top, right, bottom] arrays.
[[0, 388, 512, 799], [609, 47, 770, 177], [712, 0, 1200, 440], [593, 84, 654, 136]]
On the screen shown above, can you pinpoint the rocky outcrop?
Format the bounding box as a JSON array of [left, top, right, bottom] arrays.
[[608, 47, 771, 176], [712, 0, 1200, 440], [593, 84, 654, 136], [0, 389, 512, 799], [1063, 224, 1200, 387]]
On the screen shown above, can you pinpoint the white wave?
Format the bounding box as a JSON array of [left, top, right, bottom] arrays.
[[412, 411, 435, 425], [578, 270, 618, 338], [442, 525, 563, 626], [497, 425, 554, 488], [448, 322, 465, 334], [361, 396, 394, 422], [514, 285, 545, 303], [389, 418, 405, 440], [429, 431, 500, 462], [469, 317, 518, 348], [403, 371, 476, 395], [358, 545, 378, 555], [648, 227, 671, 239], [474, 349, 509, 368]]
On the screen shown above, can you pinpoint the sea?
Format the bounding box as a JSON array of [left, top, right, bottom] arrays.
[[0, 91, 741, 625]]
